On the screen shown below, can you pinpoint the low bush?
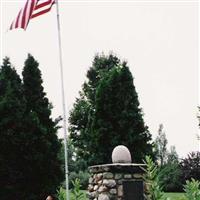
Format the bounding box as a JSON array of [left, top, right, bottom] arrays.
[[184, 178, 200, 200], [143, 156, 167, 200], [69, 171, 90, 189]]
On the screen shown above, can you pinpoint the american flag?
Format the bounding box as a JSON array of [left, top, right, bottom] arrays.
[[10, 0, 55, 30]]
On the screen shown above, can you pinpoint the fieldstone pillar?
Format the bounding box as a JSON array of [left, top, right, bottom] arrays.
[[87, 145, 146, 200]]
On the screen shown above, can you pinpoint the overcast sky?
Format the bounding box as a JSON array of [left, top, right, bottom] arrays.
[[1, 0, 199, 158]]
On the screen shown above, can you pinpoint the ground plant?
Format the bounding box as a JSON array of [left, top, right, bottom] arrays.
[[56, 187, 66, 200], [184, 178, 200, 200], [143, 156, 167, 200], [71, 178, 85, 200]]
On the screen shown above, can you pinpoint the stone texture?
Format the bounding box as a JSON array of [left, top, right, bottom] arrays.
[[115, 173, 122, 180], [112, 145, 132, 163], [103, 172, 114, 179], [93, 185, 99, 191], [117, 185, 123, 197], [103, 179, 116, 188], [89, 177, 93, 184], [124, 174, 132, 179], [89, 163, 146, 174], [133, 173, 143, 179], [87, 191, 98, 199], [87, 163, 146, 200], [98, 180, 103, 185], [97, 173, 103, 180], [88, 184, 93, 192], [117, 179, 122, 184], [109, 195, 117, 200], [98, 193, 110, 200], [98, 185, 108, 193], [109, 189, 117, 195]]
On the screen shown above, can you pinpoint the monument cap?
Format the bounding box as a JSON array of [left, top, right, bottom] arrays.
[[112, 145, 132, 163]]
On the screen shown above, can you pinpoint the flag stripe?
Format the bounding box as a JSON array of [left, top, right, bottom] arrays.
[[18, 9, 24, 28], [24, 0, 33, 29], [35, 0, 54, 10], [31, 3, 54, 19], [21, 0, 29, 29], [24, 0, 38, 29], [15, 9, 22, 28], [10, 0, 55, 30]]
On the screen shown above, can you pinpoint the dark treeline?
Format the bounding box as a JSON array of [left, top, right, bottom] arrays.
[[0, 55, 64, 200]]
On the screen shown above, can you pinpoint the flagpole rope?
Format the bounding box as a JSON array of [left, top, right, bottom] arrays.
[[55, 0, 70, 199]]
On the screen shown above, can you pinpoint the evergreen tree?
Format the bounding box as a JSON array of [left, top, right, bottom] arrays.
[[69, 54, 121, 165], [92, 65, 152, 164], [0, 58, 27, 199], [155, 124, 168, 166], [21, 54, 63, 199], [158, 146, 182, 192], [69, 54, 153, 165]]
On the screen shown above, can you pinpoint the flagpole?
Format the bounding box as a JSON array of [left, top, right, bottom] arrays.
[[198, 0, 200, 152], [55, 1, 70, 200]]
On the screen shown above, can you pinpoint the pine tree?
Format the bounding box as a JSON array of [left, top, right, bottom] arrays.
[[92, 65, 152, 164], [0, 58, 27, 199], [69, 54, 153, 166], [21, 54, 63, 199], [155, 124, 168, 166], [69, 54, 120, 165]]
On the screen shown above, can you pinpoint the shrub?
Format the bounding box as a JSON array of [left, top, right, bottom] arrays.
[[69, 171, 89, 189], [158, 163, 182, 192], [181, 152, 200, 183], [143, 156, 167, 200], [184, 178, 200, 200], [71, 178, 85, 200], [56, 187, 66, 200]]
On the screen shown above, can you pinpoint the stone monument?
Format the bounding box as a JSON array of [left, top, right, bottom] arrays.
[[87, 145, 146, 200]]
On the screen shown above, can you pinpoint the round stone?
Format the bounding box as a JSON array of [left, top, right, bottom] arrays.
[[98, 194, 110, 200], [111, 145, 132, 163]]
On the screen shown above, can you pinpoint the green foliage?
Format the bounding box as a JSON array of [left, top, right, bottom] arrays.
[[180, 152, 200, 183], [164, 193, 186, 200], [158, 162, 182, 192], [59, 139, 89, 190], [69, 54, 153, 165], [167, 146, 179, 164], [184, 179, 200, 200], [59, 139, 88, 173], [154, 124, 168, 166], [143, 156, 167, 200], [69, 171, 89, 189], [21, 54, 64, 199], [0, 55, 64, 199], [71, 179, 84, 200], [56, 187, 66, 200], [0, 57, 27, 199], [158, 146, 182, 192]]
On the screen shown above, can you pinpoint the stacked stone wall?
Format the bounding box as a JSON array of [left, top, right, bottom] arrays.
[[87, 164, 146, 200]]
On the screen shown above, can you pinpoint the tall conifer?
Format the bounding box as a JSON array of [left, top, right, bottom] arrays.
[[0, 58, 27, 199], [92, 65, 152, 163], [69, 54, 153, 165], [22, 54, 63, 199]]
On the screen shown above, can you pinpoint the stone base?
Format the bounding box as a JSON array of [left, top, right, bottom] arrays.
[[87, 163, 146, 200]]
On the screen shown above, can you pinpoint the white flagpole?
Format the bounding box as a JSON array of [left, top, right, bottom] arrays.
[[198, 0, 200, 152], [55, 0, 70, 199]]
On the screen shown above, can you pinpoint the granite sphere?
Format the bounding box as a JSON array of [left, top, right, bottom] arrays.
[[111, 145, 132, 163]]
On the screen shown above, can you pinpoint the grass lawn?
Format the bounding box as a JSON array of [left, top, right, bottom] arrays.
[[70, 191, 186, 200], [164, 193, 186, 200]]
